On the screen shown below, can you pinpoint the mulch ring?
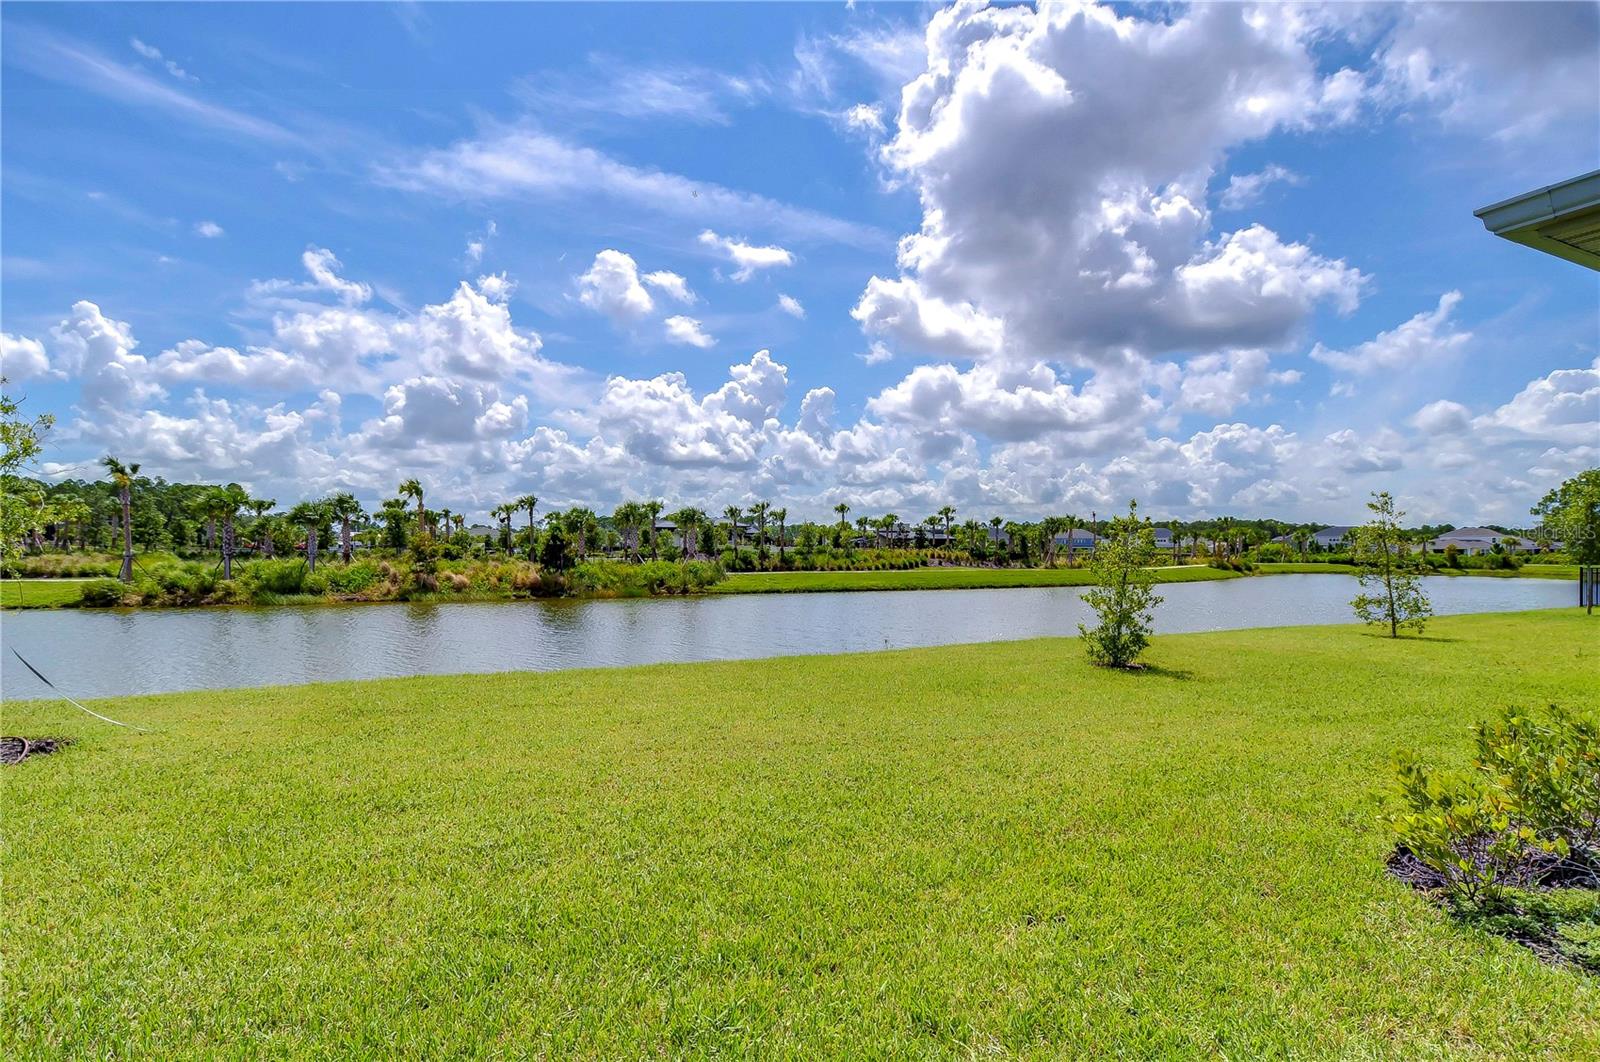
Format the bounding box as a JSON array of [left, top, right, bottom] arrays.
[[1, 736, 72, 766], [1388, 845, 1600, 973]]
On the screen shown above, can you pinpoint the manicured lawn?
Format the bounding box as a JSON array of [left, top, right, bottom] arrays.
[[0, 579, 86, 608], [5, 610, 1598, 1056], [1257, 562, 1579, 580], [711, 564, 1237, 594]]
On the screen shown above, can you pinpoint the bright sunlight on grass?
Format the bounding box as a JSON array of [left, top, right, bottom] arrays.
[[0, 579, 86, 608], [5, 610, 1597, 1055]]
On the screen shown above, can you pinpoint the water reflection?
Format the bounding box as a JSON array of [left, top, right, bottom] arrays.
[[0, 575, 1573, 700]]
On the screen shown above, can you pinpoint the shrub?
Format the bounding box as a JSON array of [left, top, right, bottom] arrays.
[[1389, 754, 1538, 903], [320, 560, 382, 595], [1387, 705, 1600, 904], [79, 578, 129, 607], [240, 558, 310, 597], [1473, 706, 1600, 856], [571, 559, 724, 597], [509, 564, 546, 593]]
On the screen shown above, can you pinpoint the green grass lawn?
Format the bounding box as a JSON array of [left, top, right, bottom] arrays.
[[711, 564, 1237, 594], [6, 610, 1598, 1056], [0, 579, 87, 608], [1257, 562, 1579, 580]]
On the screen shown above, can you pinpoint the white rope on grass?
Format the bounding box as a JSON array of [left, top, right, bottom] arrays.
[[9, 647, 151, 733]]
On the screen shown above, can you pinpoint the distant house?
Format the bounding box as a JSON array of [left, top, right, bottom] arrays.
[[1427, 527, 1538, 555], [466, 523, 498, 541], [1271, 526, 1356, 551], [1051, 528, 1101, 551], [1150, 526, 1175, 550], [1310, 525, 1357, 549]]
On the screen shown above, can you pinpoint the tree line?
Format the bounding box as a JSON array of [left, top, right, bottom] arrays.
[[6, 461, 1526, 575]]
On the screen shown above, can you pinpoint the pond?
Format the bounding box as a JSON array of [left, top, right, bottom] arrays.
[[0, 574, 1576, 700]]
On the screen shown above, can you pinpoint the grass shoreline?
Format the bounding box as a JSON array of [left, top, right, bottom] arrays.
[[2, 560, 1580, 608], [6, 609, 1596, 1056]]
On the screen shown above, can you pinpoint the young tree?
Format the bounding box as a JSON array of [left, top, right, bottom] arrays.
[[101, 456, 141, 582], [203, 484, 250, 579], [398, 478, 426, 540], [538, 521, 574, 571], [643, 498, 663, 561], [667, 507, 705, 560], [327, 491, 365, 564], [1532, 469, 1600, 613], [1, 388, 53, 564], [249, 498, 277, 557], [773, 507, 788, 565], [1350, 491, 1432, 637], [287, 500, 328, 573], [1078, 501, 1163, 667]]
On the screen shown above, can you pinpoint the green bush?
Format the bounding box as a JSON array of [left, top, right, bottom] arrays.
[[1388, 705, 1600, 904], [240, 558, 310, 597], [1473, 706, 1600, 856], [320, 560, 382, 594], [78, 578, 129, 607]]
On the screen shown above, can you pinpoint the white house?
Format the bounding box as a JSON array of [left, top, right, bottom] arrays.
[[1310, 525, 1357, 549], [1150, 526, 1175, 550], [1427, 527, 1538, 555]]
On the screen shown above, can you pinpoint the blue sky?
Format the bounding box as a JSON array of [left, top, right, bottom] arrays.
[[3, 1, 1596, 525]]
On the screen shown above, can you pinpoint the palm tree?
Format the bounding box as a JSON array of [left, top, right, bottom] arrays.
[[515, 494, 539, 558], [834, 502, 850, 527], [248, 498, 277, 557], [100, 456, 140, 581], [644, 499, 664, 560], [723, 505, 743, 555], [773, 507, 788, 565], [52, 495, 91, 553], [398, 478, 426, 541], [938, 505, 956, 547], [201, 484, 250, 579], [1039, 515, 1065, 566], [667, 507, 705, 560], [287, 500, 327, 573], [878, 513, 899, 548], [607, 502, 632, 561], [496, 504, 515, 551], [327, 492, 364, 565], [562, 507, 598, 559], [749, 501, 771, 564]]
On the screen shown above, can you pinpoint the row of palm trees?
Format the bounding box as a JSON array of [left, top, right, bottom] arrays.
[[85, 455, 1369, 583]]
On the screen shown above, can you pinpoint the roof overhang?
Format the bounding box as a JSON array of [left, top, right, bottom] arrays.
[[1474, 170, 1600, 271]]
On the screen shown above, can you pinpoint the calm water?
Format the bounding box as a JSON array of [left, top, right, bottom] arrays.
[[0, 575, 1576, 700]]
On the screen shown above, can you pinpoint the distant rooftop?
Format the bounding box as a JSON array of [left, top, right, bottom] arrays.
[[1475, 170, 1600, 271]]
